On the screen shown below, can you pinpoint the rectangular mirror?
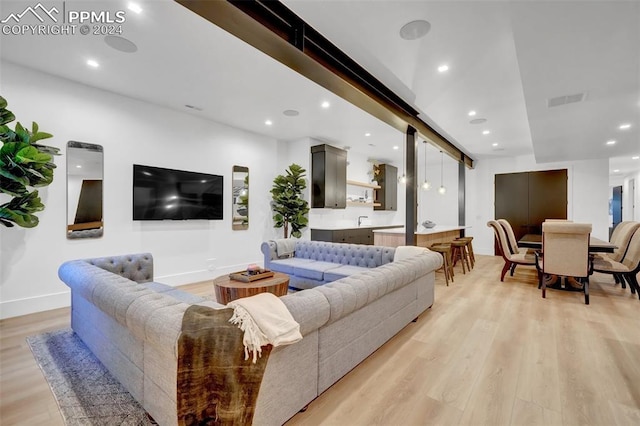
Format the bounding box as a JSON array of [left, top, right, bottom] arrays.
[[67, 141, 104, 239], [232, 165, 249, 230]]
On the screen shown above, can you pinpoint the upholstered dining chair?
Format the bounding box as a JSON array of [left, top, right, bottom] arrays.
[[535, 222, 592, 304], [598, 222, 640, 289], [487, 220, 536, 281], [592, 226, 640, 299]]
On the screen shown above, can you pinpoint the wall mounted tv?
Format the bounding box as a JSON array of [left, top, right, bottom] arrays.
[[133, 164, 223, 220]]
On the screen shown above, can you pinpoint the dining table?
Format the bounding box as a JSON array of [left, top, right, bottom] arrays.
[[518, 234, 616, 253]]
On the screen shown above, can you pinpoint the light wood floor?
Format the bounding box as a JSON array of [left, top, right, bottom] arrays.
[[1, 255, 639, 425]]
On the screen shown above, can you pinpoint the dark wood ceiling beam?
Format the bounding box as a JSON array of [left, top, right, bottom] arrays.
[[175, 0, 474, 168]]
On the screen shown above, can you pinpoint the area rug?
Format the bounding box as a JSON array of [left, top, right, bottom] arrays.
[[26, 329, 156, 425]]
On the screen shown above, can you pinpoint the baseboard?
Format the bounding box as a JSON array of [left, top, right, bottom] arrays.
[[1, 260, 264, 320], [0, 291, 71, 320]]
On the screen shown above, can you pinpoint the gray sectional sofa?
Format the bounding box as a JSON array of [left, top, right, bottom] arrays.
[[58, 248, 442, 425], [262, 239, 397, 289]]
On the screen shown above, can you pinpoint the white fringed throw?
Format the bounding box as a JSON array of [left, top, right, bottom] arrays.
[[228, 293, 302, 363]]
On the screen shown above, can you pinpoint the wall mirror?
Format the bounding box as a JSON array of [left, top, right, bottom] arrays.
[[66, 141, 104, 239], [232, 165, 249, 230]]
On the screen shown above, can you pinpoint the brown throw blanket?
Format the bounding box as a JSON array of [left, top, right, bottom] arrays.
[[177, 305, 272, 425]]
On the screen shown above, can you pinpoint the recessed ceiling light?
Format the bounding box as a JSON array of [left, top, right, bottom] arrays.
[[128, 2, 142, 14], [86, 59, 99, 68], [468, 110, 476, 117], [492, 143, 499, 147], [76, 164, 82, 168], [283, 109, 299, 116], [606, 140, 616, 145], [437, 64, 449, 73], [104, 35, 138, 53], [321, 101, 330, 109], [265, 120, 273, 126], [399, 20, 431, 40], [470, 118, 487, 125], [633, 156, 639, 160], [365, 132, 371, 137], [482, 130, 491, 135], [393, 146, 399, 150], [619, 123, 631, 130], [613, 169, 620, 173]]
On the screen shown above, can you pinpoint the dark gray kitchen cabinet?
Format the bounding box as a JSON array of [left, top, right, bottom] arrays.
[[373, 163, 397, 211], [311, 144, 347, 209], [311, 228, 373, 245]]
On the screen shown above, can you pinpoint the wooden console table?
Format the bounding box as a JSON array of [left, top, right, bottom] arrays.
[[213, 272, 289, 304]]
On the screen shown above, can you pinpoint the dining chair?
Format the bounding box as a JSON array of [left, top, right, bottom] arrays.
[[497, 218, 533, 275], [592, 226, 640, 299], [535, 222, 592, 304], [597, 222, 640, 288], [487, 220, 536, 281]]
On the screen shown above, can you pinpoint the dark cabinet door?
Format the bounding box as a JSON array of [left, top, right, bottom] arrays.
[[311, 144, 347, 209], [374, 164, 397, 211], [495, 172, 529, 239]]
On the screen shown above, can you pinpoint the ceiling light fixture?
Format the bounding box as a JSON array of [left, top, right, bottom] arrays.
[[398, 138, 407, 185], [365, 132, 371, 137], [468, 110, 476, 117], [128, 2, 142, 14], [633, 156, 639, 160], [76, 165, 82, 169], [321, 101, 330, 109], [86, 59, 99, 68], [613, 169, 620, 173], [482, 130, 490, 135], [606, 140, 616, 145], [438, 151, 446, 195], [437, 64, 449, 73], [619, 123, 631, 130], [422, 141, 431, 191], [492, 143, 499, 147], [399, 20, 431, 40], [393, 146, 399, 150], [265, 120, 273, 126]]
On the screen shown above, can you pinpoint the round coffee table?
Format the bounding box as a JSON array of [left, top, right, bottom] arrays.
[[213, 272, 289, 305]]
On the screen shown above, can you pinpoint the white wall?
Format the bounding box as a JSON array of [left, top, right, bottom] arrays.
[[0, 62, 284, 318], [417, 145, 459, 227], [466, 155, 610, 255], [622, 171, 639, 222]]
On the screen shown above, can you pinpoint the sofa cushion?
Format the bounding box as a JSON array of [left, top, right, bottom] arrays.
[[323, 265, 370, 282], [269, 258, 315, 275], [293, 261, 342, 281]]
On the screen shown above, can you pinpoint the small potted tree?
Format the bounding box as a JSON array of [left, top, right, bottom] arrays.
[[270, 163, 309, 238], [0, 96, 60, 228]]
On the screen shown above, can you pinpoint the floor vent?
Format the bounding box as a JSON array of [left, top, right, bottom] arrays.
[[547, 92, 587, 108]]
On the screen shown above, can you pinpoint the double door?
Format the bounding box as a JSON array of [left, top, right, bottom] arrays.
[[495, 169, 568, 250]]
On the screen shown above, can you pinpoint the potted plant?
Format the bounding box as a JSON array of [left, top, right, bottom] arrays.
[[0, 96, 60, 228], [270, 163, 309, 238]]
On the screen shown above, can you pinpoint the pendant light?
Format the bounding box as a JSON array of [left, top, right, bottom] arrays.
[[438, 151, 446, 194], [422, 141, 431, 190], [398, 138, 407, 184]]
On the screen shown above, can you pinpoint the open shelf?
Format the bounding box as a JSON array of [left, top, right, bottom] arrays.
[[346, 201, 382, 207], [347, 180, 381, 189]]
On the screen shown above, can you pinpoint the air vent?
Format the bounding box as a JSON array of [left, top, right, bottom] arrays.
[[547, 92, 587, 108]]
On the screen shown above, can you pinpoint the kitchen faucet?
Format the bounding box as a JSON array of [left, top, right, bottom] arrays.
[[358, 215, 369, 227]]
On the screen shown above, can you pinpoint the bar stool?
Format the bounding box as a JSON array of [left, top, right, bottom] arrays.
[[430, 244, 454, 286], [455, 236, 475, 268], [450, 240, 471, 274]]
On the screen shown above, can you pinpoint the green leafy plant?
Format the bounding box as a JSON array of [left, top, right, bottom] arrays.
[[0, 96, 60, 228], [270, 163, 310, 238]]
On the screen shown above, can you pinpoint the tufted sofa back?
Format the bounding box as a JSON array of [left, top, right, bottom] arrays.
[[294, 241, 395, 268], [86, 253, 154, 283]]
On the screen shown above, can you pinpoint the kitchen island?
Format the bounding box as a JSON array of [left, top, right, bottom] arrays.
[[373, 225, 470, 247]]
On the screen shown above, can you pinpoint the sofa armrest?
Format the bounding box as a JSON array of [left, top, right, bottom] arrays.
[[261, 241, 278, 268], [84, 253, 154, 283], [280, 290, 330, 336]]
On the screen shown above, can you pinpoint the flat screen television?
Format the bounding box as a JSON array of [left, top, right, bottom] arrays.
[[133, 164, 223, 220]]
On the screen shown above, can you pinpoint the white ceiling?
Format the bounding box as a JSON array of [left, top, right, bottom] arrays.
[[1, 0, 639, 176]]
